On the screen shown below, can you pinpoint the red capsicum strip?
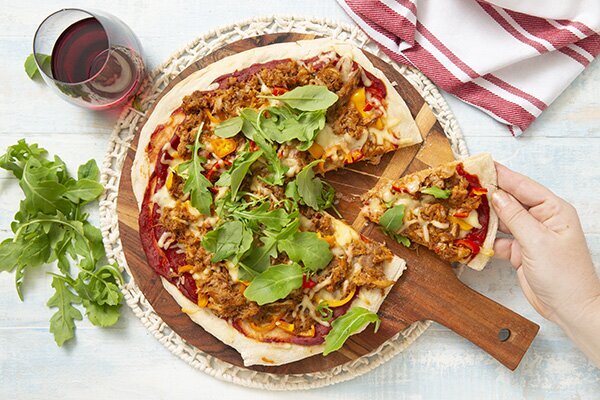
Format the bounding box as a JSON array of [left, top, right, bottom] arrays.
[[470, 187, 488, 196], [455, 239, 480, 256], [272, 87, 288, 96], [302, 274, 316, 289]]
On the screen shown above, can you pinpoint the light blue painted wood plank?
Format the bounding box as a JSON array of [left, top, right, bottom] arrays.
[[1, 1, 599, 399]]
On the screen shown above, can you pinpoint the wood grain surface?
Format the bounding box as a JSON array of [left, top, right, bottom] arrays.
[[116, 32, 538, 375]]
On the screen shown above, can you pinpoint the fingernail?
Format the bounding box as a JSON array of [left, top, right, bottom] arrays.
[[492, 190, 510, 208]]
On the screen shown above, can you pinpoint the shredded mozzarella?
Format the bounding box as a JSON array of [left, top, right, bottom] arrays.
[[422, 224, 430, 243], [157, 232, 173, 249], [431, 221, 450, 229], [404, 175, 421, 194], [360, 69, 372, 87], [310, 276, 332, 296], [351, 261, 362, 276], [294, 295, 330, 327], [162, 141, 178, 157], [394, 194, 420, 210], [342, 279, 350, 294], [336, 56, 353, 81]]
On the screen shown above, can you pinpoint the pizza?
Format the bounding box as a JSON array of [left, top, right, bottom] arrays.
[[361, 153, 498, 271], [131, 38, 422, 366]]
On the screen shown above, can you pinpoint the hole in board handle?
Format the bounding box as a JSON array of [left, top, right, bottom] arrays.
[[498, 328, 511, 342]]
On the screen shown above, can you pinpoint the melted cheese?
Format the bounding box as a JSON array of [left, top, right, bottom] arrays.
[[160, 143, 184, 170], [282, 156, 302, 177], [315, 125, 344, 150], [331, 218, 359, 248], [314, 124, 368, 155], [360, 68, 372, 87], [351, 261, 363, 275], [336, 56, 353, 81], [293, 295, 330, 327], [152, 185, 177, 208], [403, 175, 421, 194], [464, 209, 482, 229], [422, 224, 430, 243], [226, 261, 239, 283], [316, 51, 337, 65], [310, 276, 332, 296], [394, 193, 420, 210], [162, 141, 178, 157]]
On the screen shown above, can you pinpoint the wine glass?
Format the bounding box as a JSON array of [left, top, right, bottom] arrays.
[[33, 8, 145, 110]]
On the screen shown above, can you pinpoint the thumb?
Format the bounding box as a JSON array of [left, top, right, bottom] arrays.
[[492, 190, 542, 242]]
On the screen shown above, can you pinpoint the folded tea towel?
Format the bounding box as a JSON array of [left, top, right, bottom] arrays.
[[337, 0, 600, 135]]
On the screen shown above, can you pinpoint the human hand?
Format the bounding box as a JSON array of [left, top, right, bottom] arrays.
[[491, 163, 600, 366]]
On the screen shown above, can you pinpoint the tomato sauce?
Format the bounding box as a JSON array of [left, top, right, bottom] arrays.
[[214, 59, 291, 89], [456, 163, 490, 247], [139, 136, 198, 304]]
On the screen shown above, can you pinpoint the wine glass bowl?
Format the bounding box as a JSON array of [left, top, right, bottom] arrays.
[[33, 8, 145, 110]]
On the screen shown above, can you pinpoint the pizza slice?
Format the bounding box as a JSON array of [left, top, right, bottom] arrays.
[[361, 153, 498, 270], [132, 38, 420, 366]]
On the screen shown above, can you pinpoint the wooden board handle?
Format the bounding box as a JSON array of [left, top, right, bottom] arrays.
[[422, 277, 540, 370]]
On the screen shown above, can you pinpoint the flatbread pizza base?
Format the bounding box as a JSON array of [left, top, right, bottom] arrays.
[[163, 254, 406, 366], [131, 37, 422, 204]]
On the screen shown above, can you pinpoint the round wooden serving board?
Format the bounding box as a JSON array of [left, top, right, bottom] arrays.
[[117, 33, 539, 375]]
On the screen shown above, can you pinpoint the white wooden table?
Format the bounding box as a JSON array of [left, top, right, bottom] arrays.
[[1, 1, 598, 399]]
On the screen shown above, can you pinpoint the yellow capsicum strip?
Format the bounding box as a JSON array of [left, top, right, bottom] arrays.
[[448, 215, 473, 231], [177, 264, 194, 275], [204, 109, 219, 124], [350, 87, 368, 118], [275, 320, 295, 333], [197, 295, 208, 308], [165, 170, 174, 190], [210, 137, 237, 158], [297, 325, 316, 337], [322, 287, 356, 308]]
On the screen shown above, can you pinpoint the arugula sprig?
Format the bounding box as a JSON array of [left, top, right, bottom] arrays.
[[379, 204, 411, 247], [421, 185, 451, 199], [214, 85, 339, 184], [286, 160, 335, 211], [243, 263, 303, 305], [323, 307, 381, 355], [239, 108, 288, 186], [176, 123, 213, 215], [24, 53, 51, 80], [0, 140, 123, 346], [215, 148, 263, 200], [258, 85, 338, 111]]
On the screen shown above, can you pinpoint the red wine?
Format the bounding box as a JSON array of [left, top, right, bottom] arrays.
[[50, 16, 143, 108], [51, 17, 109, 83]]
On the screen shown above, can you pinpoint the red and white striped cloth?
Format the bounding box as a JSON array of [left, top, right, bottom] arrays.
[[337, 0, 600, 135]]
